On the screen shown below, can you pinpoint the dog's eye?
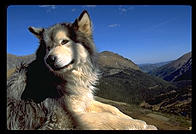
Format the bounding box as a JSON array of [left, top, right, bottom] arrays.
[[60, 39, 69, 45]]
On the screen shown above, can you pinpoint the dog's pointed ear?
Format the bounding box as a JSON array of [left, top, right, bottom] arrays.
[[28, 26, 44, 39], [73, 10, 92, 36]]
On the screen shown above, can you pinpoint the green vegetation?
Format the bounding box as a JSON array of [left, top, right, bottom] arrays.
[[95, 96, 191, 130], [95, 68, 175, 105]]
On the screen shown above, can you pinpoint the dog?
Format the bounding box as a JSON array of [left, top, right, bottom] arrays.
[[7, 10, 157, 130]]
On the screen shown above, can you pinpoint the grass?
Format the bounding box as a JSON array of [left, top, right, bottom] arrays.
[[95, 96, 192, 130], [7, 68, 16, 78]]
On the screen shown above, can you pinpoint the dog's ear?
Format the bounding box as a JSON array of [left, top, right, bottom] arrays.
[[73, 10, 92, 36], [28, 26, 44, 39]]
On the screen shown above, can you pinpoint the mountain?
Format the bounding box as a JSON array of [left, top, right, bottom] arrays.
[[149, 52, 192, 82], [165, 57, 192, 82], [98, 51, 140, 71], [96, 51, 177, 105], [7, 54, 35, 71], [7, 51, 192, 118], [138, 61, 172, 73], [141, 52, 192, 118], [95, 67, 175, 104], [96, 51, 191, 118]]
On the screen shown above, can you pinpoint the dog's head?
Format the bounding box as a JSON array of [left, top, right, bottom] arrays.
[[29, 10, 95, 73]]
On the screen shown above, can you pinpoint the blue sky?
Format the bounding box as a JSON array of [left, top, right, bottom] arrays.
[[7, 5, 192, 64]]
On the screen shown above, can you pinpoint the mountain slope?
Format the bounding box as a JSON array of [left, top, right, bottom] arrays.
[[138, 61, 172, 73], [141, 84, 192, 118], [95, 68, 175, 104], [165, 57, 192, 82], [98, 51, 140, 71], [96, 51, 176, 105], [149, 52, 192, 82], [7, 54, 35, 71], [96, 51, 191, 118]]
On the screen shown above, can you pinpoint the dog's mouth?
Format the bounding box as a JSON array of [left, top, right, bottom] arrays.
[[48, 59, 75, 71], [56, 59, 75, 71]]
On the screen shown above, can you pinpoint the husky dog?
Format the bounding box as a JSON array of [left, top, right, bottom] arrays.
[[7, 10, 157, 130]]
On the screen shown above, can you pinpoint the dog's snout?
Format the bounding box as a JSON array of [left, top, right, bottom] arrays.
[[46, 55, 57, 65]]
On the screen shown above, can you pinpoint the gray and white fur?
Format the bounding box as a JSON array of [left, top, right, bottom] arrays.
[[7, 10, 157, 130], [7, 10, 99, 130]]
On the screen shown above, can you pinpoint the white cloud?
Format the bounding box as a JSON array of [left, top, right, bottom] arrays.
[[118, 6, 135, 14], [119, 8, 127, 12], [39, 5, 56, 10], [71, 8, 76, 12], [83, 5, 96, 8], [39, 5, 56, 13], [141, 18, 177, 32], [108, 24, 120, 28], [128, 6, 135, 10], [39, 5, 50, 7], [39, 5, 56, 9]]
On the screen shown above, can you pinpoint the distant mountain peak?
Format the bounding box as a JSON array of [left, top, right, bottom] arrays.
[[149, 51, 192, 82], [98, 51, 140, 71]]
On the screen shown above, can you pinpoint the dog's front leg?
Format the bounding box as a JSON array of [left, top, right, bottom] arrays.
[[81, 100, 157, 130], [86, 100, 133, 119]]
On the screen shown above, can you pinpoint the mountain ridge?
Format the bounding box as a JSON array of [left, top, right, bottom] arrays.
[[149, 52, 192, 82], [138, 61, 173, 73], [98, 51, 140, 71]]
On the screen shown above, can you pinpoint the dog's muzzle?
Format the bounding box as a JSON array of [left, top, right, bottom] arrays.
[[46, 55, 75, 71]]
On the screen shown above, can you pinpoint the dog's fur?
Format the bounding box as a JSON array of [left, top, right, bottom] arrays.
[[7, 10, 157, 130]]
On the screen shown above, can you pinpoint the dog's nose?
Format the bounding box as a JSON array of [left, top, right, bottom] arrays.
[[46, 55, 57, 65]]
